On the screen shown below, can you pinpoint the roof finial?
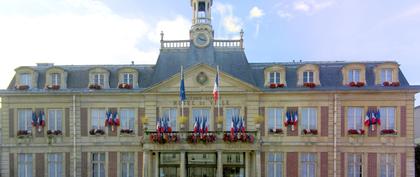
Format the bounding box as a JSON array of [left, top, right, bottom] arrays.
[[160, 31, 164, 49], [240, 29, 244, 49]]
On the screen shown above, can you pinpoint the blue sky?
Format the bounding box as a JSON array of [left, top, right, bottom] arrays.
[[0, 0, 419, 105]]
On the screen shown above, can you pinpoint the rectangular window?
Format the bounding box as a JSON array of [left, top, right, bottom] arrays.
[[380, 154, 396, 177], [123, 73, 134, 85], [120, 108, 135, 130], [92, 152, 106, 177], [48, 153, 63, 177], [269, 72, 281, 83], [301, 108, 317, 130], [93, 74, 105, 86], [347, 107, 363, 130], [121, 152, 134, 177], [225, 108, 240, 131], [191, 108, 210, 130], [303, 71, 314, 83], [48, 109, 63, 131], [380, 107, 396, 130], [268, 152, 283, 177], [267, 108, 283, 130], [300, 153, 316, 177], [18, 154, 33, 177], [51, 73, 61, 85], [18, 109, 32, 131], [347, 153, 362, 177], [20, 73, 32, 87], [91, 109, 106, 130], [162, 108, 178, 131], [381, 69, 393, 83], [348, 69, 360, 83]]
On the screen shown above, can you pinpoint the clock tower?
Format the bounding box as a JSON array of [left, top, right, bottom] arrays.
[[190, 0, 213, 48]]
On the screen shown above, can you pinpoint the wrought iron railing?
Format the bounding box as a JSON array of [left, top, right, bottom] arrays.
[[145, 131, 257, 144]]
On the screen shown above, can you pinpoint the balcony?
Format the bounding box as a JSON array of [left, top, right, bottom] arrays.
[[145, 131, 257, 145]]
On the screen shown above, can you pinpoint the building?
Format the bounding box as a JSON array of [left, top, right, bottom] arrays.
[[415, 106, 420, 144], [1, 0, 419, 177]]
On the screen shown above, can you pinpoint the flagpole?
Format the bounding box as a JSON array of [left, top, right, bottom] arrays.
[[181, 66, 184, 120], [217, 66, 221, 127]]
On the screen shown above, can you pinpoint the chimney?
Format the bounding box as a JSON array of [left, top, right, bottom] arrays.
[[36, 63, 54, 67]]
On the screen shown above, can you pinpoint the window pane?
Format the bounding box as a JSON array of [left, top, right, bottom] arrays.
[[225, 108, 240, 131], [267, 108, 283, 130], [120, 109, 135, 130], [51, 73, 61, 85], [20, 73, 32, 86], [91, 109, 106, 129], [301, 108, 317, 129], [309, 72, 314, 83], [275, 72, 280, 83], [380, 107, 396, 130], [303, 72, 308, 83], [163, 108, 178, 131], [270, 72, 275, 83], [18, 109, 32, 131]]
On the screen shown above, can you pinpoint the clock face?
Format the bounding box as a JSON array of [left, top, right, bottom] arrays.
[[194, 33, 210, 47]]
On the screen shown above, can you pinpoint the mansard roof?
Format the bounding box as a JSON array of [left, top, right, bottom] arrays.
[[3, 45, 418, 93]]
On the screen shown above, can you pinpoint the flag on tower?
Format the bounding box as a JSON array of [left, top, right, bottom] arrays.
[[213, 67, 219, 104]]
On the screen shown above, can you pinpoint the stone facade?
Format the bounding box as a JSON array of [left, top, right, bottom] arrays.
[[1, 1, 419, 177]]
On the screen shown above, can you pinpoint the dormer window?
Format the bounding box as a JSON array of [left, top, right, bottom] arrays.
[[118, 67, 138, 89], [348, 69, 360, 83], [374, 62, 399, 86], [303, 71, 314, 83], [381, 69, 393, 83], [123, 73, 134, 85], [264, 65, 286, 88], [269, 72, 280, 84], [51, 73, 61, 85], [19, 73, 32, 87], [93, 73, 105, 86]]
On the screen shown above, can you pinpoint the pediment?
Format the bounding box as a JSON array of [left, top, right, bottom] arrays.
[[144, 64, 260, 93]]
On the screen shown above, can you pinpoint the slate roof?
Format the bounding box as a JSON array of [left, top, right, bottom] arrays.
[[4, 45, 417, 92]]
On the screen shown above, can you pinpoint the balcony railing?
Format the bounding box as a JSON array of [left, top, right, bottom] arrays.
[[146, 131, 257, 144], [213, 40, 242, 48], [161, 40, 191, 49]]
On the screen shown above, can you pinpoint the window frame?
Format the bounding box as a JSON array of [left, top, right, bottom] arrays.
[[225, 107, 241, 131], [380, 154, 396, 177], [121, 152, 135, 177], [300, 153, 317, 177], [301, 108, 318, 130], [381, 68, 393, 83], [347, 107, 363, 130], [347, 153, 362, 177], [348, 69, 361, 83], [303, 71, 314, 83], [269, 72, 281, 84], [18, 109, 32, 131], [48, 109, 63, 131], [91, 109, 106, 130], [267, 152, 284, 177], [18, 153, 33, 177], [162, 107, 178, 131], [92, 152, 106, 177], [51, 73, 61, 86], [93, 73, 105, 86], [120, 108, 135, 130], [48, 153, 63, 177], [20, 73, 32, 87], [267, 108, 283, 131], [123, 73, 134, 85], [379, 107, 396, 130]]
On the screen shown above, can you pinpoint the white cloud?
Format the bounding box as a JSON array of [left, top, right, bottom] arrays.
[[294, 1, 311, 12], [214, 2, 243, 33], [0, 0, 191, 89], [278, 10, 293, 20], [249, 6, 264, 19]]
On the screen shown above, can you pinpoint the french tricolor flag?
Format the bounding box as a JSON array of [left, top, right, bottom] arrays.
[[213, 67, 219, 104]]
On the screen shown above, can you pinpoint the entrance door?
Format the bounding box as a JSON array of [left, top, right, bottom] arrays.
[[223, 166, 245, 177], [188, 167, 216, 177]]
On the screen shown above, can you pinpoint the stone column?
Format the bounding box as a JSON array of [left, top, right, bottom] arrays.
[[256, 150, 261, 177], [154, 152, 159, 177], [143, 151, 150, 177], [180, 151, 186, 177], [245, 152, 250, 177], [217, 150, 223, 177]]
